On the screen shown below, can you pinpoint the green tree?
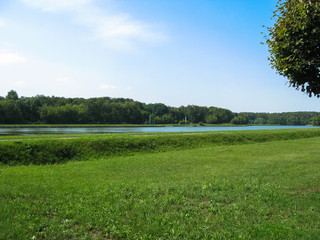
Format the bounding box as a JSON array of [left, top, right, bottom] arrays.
[[286, 115, 302, 125], [205, 114, 218, 124], [168, 107, 182, 124], [0, 100, 23, 123], [146, 103, 168, 117], [230, 115, 248, 125], [160, 114, 174, 124], [205, 107, 234, 124], [268, 113, 287, 125], [312, 115, 320, 126], [183, 105, 208, 123], [254, 118, 267, 125], [39, 104, 85, 124], [6, 90, 19, 101], [266, 0, 320, 97]]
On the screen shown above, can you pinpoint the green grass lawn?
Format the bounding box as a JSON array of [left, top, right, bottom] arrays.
[[1, 135, 320, 239]]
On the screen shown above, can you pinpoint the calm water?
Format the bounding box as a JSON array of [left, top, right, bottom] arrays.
[[0, 125, 319, 136]]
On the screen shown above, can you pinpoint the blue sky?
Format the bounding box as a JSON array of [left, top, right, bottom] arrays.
[[0, 0, 319, 113]]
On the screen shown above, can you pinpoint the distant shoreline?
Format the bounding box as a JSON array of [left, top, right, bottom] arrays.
[[0, 123, 245, 128]]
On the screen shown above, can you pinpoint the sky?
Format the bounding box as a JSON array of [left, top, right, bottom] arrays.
[[0, 0, 319, 113]]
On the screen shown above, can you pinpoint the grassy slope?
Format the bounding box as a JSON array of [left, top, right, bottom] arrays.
[[0, 124, 166, 128], [1, 136, 320, 239], [0, 123, 235, 127], [1, 128, 320, 165]]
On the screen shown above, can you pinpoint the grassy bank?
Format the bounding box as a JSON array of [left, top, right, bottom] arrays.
[[0, 123, 237, 128], [1, 128, 320, 165], [0, 124, 166, 128], [1, 136, 320, 239]]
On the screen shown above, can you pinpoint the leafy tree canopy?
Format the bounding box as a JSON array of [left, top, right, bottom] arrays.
[[266, 0, 320, 97], [6, 90, 19, 101], [1, 91, 319, 125], [312, 115, 320, 125]]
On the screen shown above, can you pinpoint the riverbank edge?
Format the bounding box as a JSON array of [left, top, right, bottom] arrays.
[[1, 128, 320, 166], [0, 123, 240, 128]]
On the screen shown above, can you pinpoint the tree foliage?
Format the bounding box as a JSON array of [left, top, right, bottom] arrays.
[[240, 111, 319, 125], [230, 115, 248, 125], [312, 115, 320, 126], [266, 0, 320, 97], [6, 90, 19, 101], [0, 91, 319, 125], [0, 100, 23, 123]]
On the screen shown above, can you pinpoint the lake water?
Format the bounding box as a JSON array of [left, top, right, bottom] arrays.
[[0, 125, 319, 136]]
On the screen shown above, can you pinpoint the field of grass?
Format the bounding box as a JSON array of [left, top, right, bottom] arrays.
[[1, 130, 320, 239]]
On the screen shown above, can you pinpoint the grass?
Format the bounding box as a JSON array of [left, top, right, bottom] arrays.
[[0, 124, 166, 128], [1, 128, 320, 165], [0, 130, 320, 239], [0, 123, 237, 127]]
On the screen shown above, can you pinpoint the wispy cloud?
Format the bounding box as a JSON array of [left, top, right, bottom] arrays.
[[0, 50, 27, 66], [77, 7, 168, 51], [21, 0, 168, 51]]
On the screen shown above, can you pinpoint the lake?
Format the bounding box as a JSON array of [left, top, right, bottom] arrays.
[[0, 125, 319, 136]]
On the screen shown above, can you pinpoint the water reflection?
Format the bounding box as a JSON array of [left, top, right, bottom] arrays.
[[0, 125, 318, 136]]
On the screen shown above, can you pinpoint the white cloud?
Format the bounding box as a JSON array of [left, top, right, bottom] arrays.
[[0, 50, 27, 66], [85, 12, 167, 51], [21, 0, 168, 51], [99, 84, 116, 89]]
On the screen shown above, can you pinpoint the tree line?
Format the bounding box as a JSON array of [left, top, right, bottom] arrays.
[[1, 90, 320, 125]]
